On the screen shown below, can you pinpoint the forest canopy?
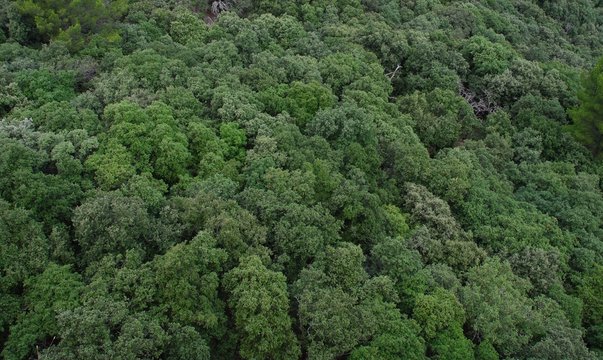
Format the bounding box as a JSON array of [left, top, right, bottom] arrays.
[[1, 0, 603, 359]]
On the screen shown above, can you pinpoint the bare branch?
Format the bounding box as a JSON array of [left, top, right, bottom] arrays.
[[210, 0, 232, 15], [386, 64, 402, 81], [459, 83, 498, 118]]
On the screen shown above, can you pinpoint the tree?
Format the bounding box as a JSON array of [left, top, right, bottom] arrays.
[[174, 190, 267, 268], [224, 255, 300, 360], [430, 326, 475, 360], [370, 236, 425, 311], [578, 265, 603, 349], [475, 340, 499, 360], [22, 101, 100, 133], [569, 57, 603, 159], [152, 232, 227, 337], [413, 288, 465, 340], [295, 242, 425, 359], [73, 192, 154, 265], [509, 247, 562, 295], [16, 69, 76, 106], [86, 101, 190, 188], [39, 297, 168, 360], [16, 0, 127, 50], [404, 183, 485, 270], [461, 258, 538, 357], [0, 200, 48, 333], [349, 316, 426, 360], [1, 0, 603, 357], [398, 89, 478, 152], [2, 264, 83, 360], [462, 36, 515, 79]]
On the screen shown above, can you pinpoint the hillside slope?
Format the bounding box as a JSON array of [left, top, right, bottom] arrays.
[[1, 0, 603, 359]]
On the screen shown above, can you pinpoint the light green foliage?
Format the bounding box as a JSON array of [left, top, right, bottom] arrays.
[[93, 50, 189, 104], [475, 340, 499, 360], [462, 258, 538, 357], [259, 81, 336, 127], [463, 36, 515, 77], [413, 288, 465, 340], [431, 326, 475, 360], [152, 232, 227, 335], [16, 69, 76, 106], [224, 255, 300, 359], [169, 7, 207, 45], [87, 100, 190, 188], [426, 148, 473, 205], [382, 204, 410, 237]]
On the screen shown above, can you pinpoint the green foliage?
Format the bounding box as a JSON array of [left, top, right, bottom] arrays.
[[16, 69, 76, 106], [295, 242, 426, 359], [86, 100, 190, 188], [579, 265, 603, 349], [461, 258, 538, 357], [475, 340, 499, 360], [2, 264, 83, 360], [413, 288, 465, 340], [349, 319, 426, 360], [152, 232, 227, 335], [0, 200, 48, 286], [1, 0, 603, 358], [16, 0, 127, 50], [431, 326, 475, 360], [569, 58, 603, 159], [73, 192, 177, 265], [399, 89, 478, 151], [259, 81, 336, 127], [224, 255, 300, 360]]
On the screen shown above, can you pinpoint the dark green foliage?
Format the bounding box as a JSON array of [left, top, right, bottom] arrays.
[[295, 243, 426, 359], [16, 0, 127, 50], [2, 264, 83, 360], [579, 265, 603, 349], [73, 190, 179, 266], [569, 58, 603, 159], [0, 201, 48, 335], [1, 0, 602, 358], [399, 89, 478, 152]]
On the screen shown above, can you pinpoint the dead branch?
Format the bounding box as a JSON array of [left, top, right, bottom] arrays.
[[386, 64, 402, 81]]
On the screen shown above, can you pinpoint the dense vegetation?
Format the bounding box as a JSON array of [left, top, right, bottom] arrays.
[[1, 0, 603, 359]]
